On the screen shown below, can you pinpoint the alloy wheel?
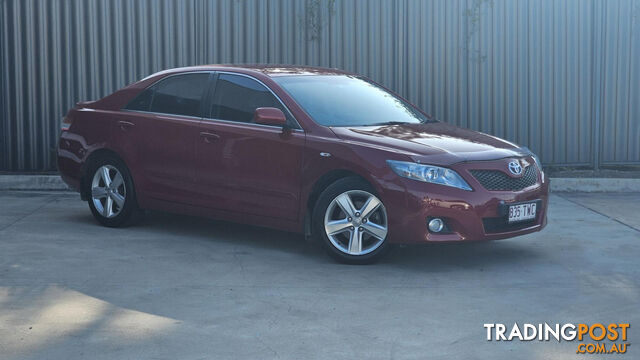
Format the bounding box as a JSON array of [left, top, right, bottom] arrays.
[[91, 165, 126, 218], [324, 190, 388, 256]]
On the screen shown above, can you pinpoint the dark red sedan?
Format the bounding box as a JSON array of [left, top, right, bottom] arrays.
[[58, 65, 548, 264]]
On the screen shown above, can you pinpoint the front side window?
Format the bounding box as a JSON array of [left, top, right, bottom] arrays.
[[211, 74, 292, 125], [125, 73, 210, 117], [273, 75, 434, 127]]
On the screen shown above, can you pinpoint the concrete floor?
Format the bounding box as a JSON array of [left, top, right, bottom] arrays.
[[0, 191, 638, 360]]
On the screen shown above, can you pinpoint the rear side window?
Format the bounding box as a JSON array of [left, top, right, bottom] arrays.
[[150, 73, 209, 117], [210, 74, 291, 124], [125, 73, 210, 117], [126, 88, 153, 111]]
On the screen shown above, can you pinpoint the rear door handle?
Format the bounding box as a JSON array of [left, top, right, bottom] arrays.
[[118, 121, 135, 131], [200, 131, 220, 143]]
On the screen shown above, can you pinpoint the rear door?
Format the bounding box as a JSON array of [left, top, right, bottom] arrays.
[[194, 72, 305, 221], [123, 72, 211, 204]]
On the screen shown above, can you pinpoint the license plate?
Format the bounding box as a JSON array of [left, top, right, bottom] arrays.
[[508, 202, 537, 223]]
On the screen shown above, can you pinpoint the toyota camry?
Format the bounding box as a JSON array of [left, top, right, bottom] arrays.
[[58, 65, 548, 264]]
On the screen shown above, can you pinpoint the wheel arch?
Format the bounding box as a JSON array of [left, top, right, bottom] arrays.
[[80, 148, 134, 201], [303, 169, 376, 240]]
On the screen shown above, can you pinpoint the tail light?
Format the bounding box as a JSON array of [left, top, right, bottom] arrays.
[[61, 116, 73, 131]]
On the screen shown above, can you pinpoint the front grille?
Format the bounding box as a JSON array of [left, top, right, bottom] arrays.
[[470, 165, 538, 191], [482, 217, 537, 233]]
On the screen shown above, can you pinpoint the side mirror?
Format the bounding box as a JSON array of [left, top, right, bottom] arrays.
[[253, 107, 287, 127]]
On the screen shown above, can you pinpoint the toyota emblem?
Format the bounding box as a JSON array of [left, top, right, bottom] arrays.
[[508, 160, 523, 175]]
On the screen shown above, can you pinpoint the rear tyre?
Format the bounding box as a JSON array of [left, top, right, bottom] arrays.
[[313, 177, 390, 264], [86, 155, 138, 227]]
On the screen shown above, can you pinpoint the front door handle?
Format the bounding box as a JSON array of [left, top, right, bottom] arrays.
[[118, 121, 135, 131], [200, 132, 220, 143]]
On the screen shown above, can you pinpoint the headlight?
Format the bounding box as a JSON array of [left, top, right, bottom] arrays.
[[386, 160, 472, 191], [521, 146, 542, 170]]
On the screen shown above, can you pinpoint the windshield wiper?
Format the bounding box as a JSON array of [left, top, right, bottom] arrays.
[[370, 121, 411, 126], [370, 119, 439, 126]]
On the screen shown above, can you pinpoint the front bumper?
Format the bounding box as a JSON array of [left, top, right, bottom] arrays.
[[381, 158, 549, 244]]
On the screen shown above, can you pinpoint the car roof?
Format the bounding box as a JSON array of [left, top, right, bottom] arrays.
[[148, 64, 353, 79]]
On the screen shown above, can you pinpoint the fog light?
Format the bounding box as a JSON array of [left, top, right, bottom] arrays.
[[428, 218, 444, 233]]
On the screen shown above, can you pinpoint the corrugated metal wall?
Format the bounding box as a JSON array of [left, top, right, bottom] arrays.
[[2, 0, 639, 171]]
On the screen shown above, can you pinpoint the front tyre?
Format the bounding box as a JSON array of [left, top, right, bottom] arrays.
[[313, 177, 389, 264], [86, 155, 138, 227]]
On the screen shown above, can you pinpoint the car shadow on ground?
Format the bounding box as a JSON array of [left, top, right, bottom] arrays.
[[66, 209, 317, 256], [383, 241, 541, 272], [66, 208, 542, 272]]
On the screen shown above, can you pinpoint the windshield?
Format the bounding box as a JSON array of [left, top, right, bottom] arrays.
[[273, 75, 433, 127]]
